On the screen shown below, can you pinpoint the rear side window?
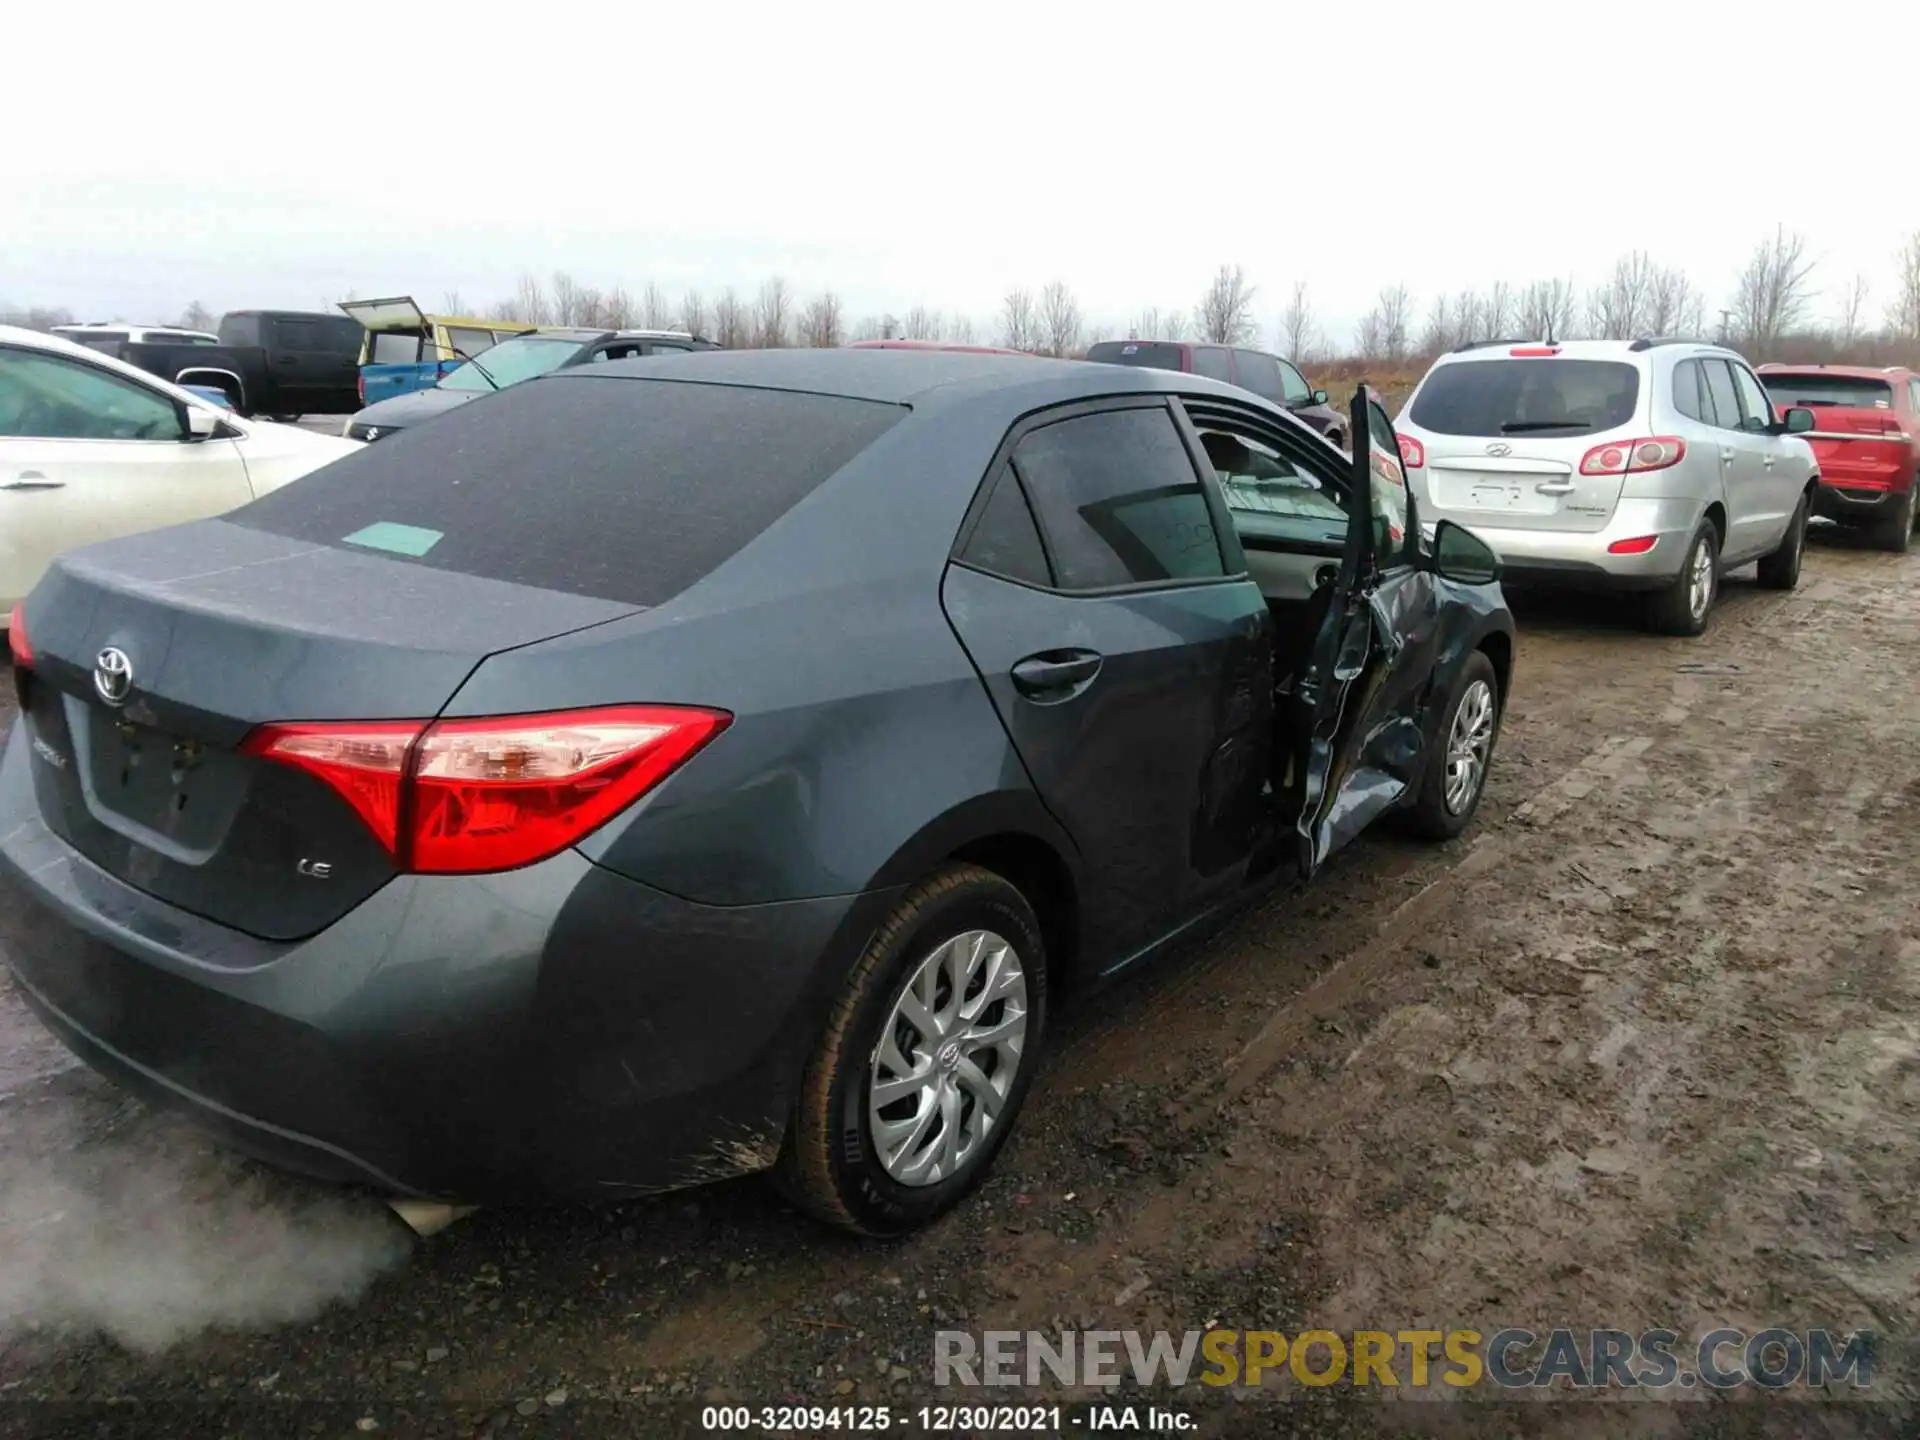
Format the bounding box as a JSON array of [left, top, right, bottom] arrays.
[[1193, 347, 1233, 382], [957, 468, 1053, 587], [1408, 358, 1640, 437], [1232, 350, 1283, 403], [1759, 373, 1895, 410], [1085, 341, 1187, 371], [1673, 360, 1707, 423], [1011, 406, 1225, 589], [1700, 360, 1741, 430], [272, 319, 320, 350], [229, 377, 907, 606]]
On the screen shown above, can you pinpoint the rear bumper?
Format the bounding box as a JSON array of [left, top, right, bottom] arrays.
[[0, 729, 896, 1202], [1421, 495, 1701, 592], [1812, 478, 1911, 522]]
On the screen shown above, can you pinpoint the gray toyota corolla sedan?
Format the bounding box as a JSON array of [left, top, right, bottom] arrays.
[[1, 349, 1514, 1235]]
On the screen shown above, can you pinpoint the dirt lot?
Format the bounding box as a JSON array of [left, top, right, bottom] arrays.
[[0, 528, 1915, 1438]]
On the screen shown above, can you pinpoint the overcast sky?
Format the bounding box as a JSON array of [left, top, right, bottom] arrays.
[[8, 0, 1917, 347]]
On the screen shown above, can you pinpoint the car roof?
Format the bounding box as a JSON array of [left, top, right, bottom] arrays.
[[0, 324, 242, 405], [844, 339, 1032, 356], [1432, 338, 1746, 365], [546, 346, 1282, 411], [1756, 362, 1912, 379]]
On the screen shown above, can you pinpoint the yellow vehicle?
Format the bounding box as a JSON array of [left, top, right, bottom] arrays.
[[339, 297, 533, 406]]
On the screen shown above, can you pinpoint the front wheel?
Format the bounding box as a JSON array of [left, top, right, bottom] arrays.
[[1646, 521, 1719, 636], [1403, 649, 1502, 840], [775, 864, 1048, 1235], [1756, 491, 1808, 590]]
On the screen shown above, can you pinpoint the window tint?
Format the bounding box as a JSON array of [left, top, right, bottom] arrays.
[[958, 468, 1052, 587], [144, 330, 217, 346], [446, 327, 497, 361], [1277, 360, 1314, 404], [370, 331, 422, 364], [1085, 340, 1187, 371], [1205, 426, 1346, 526], [228, 377, 907, 607], [438, 336, 584, 392], [1012, 407, 1225, 589], [1730, 364, 1774, 431], [1232, 350, 1284, 403], [1672, 360, 1707, 423], [272, 318, 320, 350], [1759, 372, 1895, 410], [1192, 347, 1233, 382], [1700, 360, 1740, 431], [1408, 359, 1640, 436], [0, 347, 184, 440]]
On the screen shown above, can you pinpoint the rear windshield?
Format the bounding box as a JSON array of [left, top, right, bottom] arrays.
[[1409, 358, 1640, 437], [369, 331, 424, 364], [1758, 373, 1894, 409], [1085, 341, 1187, 372], [438, 335, 584, 392], [228, 376, 907, 606]]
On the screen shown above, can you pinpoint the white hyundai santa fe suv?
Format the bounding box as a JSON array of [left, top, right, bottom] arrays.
[[1392, 338, 1819, 636]]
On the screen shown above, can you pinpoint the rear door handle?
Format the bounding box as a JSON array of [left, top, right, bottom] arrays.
[[1010, 649, 1103, 698], [2, 472, 63, 490], [1720, 447, 1736, 464]]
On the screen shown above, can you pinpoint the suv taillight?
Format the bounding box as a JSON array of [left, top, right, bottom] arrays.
[[1579, 436, 1686, 477], [6, 603, 29, 668], [1397, 435, 1425, 469], [242, 705, 731, 874], [356, 372, 366, 403]]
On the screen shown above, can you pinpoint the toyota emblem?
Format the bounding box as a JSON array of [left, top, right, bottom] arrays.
[[93, 647, 133, 707], [1485, 442, 1513, 457]]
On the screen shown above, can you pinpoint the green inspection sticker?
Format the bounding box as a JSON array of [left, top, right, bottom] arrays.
[[340, 522, 444, 557]]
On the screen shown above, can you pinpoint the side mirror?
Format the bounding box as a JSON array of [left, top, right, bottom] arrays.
[[184, 406, 222, 440], [1312, 388, 1329, 405], [1782, 406, 1815, 436], [1431, 519, 1501, 585]]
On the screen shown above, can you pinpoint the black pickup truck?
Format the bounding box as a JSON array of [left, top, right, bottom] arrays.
[[93, 311, 364, 419]]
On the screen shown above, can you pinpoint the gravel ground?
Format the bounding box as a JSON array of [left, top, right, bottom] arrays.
[[0, 528, 1915, 1439]]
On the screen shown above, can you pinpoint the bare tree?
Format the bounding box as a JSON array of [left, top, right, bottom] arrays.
[[550, 272, 592, 326], [1836, 274, 1871, 347], [1884, 233, 1919, 342], [176, 300, 217, 332], [1196, 264, 1257, 344], [799, 291, 845, 348], [1450, 288, 1486, 348], [0, 304, 75, 332], [948, 315, 978, 345], [1517, 277, 1576, 340], [712, 288, 752, 349], [754, 277, 792, 348], [1363, 284, 1412, 360], [1482, 281, 1515, 339], [599, 286, 636, 328], [1729, 226, 1816, 357], [1279, 281, 1318, 360], [1416, 295, 1454, 359], [1646, 265, 1705, 337], [639, 282, 673, 330], [1000, 287, 1040, 351], [1129, 306, 1188, 341], [679, 289, 710, 339], [510, 273, 553, 325], [903, 304, 942, 340], [1039, 280, 1082, 357], [1585, 251, 1659, 340]]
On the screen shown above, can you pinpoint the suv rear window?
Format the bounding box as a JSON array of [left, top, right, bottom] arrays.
[[1758, 373, 1895, 409], [1409, 358, 1640, 437], [1085, 341, 1187, 372], [229, 377, 907, 606]]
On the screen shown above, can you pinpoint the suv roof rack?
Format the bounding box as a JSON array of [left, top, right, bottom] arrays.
[[1627, 336, 1708, 351], [1448, 337, 1538, 354]]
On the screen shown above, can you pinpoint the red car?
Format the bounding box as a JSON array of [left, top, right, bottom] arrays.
[[1757, 364, 1920, 551]]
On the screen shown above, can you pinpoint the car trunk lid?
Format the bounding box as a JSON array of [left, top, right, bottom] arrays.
[[16, 520, 637, 940]]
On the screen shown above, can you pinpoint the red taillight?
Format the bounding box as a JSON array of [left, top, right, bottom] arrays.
[[242, 705, 731, 875], [1510, 346, 1560, 357], [1607, 535, 1659, 555], [6, 603, 29, 668], [1579, 436, 1685, 477], [356, 372, 366, 403], [1397, 434, 1425, 469]]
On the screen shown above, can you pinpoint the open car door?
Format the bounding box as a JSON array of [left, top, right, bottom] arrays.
[[1291, 385, 1436, 875]]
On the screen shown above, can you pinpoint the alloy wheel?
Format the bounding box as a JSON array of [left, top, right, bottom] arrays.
[[1444, 679, 1496, 815], [1687, 537, 1715, 623], [868, 930, 1030, 1187]]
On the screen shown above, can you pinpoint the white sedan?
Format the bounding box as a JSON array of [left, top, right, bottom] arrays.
[[0, 325, 361, 615]]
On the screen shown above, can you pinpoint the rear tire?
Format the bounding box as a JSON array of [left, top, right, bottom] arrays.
[[1404, 650, 1501, 840], [1646, 520, 1719, 637], [1873, 486, 1915, 553], [1756, 491, 1808, 590], [775, 864, 1047, 1236]]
